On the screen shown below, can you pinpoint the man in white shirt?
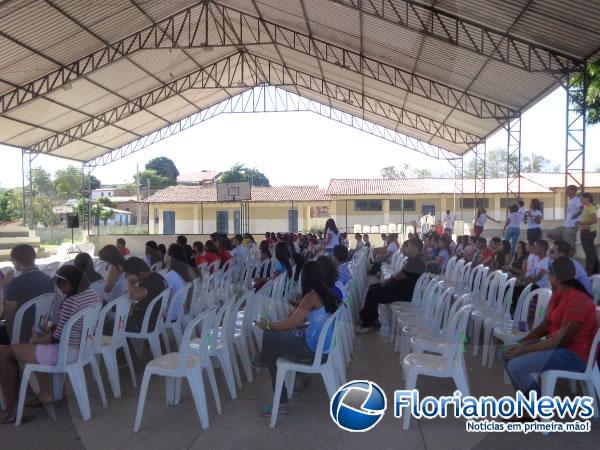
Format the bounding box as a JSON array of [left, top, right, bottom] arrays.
[[548, 185, 583, 254], [443, 210, 454, 237], [420, 214, 427, 235], [517, 200, 528, 224]]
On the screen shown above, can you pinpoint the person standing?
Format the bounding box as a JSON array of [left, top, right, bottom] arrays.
[[526, 199, 543, 244], [443, 210, 454, 237], [323, 218, 340, 257], [549, 185, 583, 253], [474, 207, 499, 238], [503, 204, 522, 254], [579, 192, 598, 274]]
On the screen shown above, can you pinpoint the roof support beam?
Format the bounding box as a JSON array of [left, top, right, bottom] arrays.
[[0, 0, 514, 121], [29, 52, 480, 155], [328, 0, 585, 73], [85, 85, 453, 167]]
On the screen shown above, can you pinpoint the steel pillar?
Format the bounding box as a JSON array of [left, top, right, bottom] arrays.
[[21, 149, 37, 229], [505, 113, 522, 202], [446, 156, 464, 220], [565, 71, 588, 190], [473, 141, 486, 215]]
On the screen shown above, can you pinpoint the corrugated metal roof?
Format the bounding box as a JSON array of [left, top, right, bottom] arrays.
[[145, 184, 330, 203], [0, 0, 598, 164]]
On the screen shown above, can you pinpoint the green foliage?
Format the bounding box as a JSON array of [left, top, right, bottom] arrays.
[[145, 157, 179, 185], [135, 169, 172, 190], [219, 164, 270, 187], [53, 166, 83, 199], [31, 194, 58, 226], [381, 164, 433, 178], [31, 167, 54, 195], [0, 189, 22, 222], [571, 61, 600, 125]]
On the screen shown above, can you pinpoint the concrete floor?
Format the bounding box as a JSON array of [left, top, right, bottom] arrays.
[[1, 330, 599, 449]]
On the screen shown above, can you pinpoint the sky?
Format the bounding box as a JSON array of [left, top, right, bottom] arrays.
[[0, 86, 599, 190]]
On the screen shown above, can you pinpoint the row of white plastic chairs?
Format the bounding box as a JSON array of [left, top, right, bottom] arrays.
[[388, 256, 600, 428], [3, 246, 371, 430]]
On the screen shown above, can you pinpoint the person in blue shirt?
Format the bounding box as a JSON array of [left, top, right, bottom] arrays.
[[256, 261, 338, 417], [0, 244, 54, 345], [332, 245, 351, 285], [317, 255, 344, 302]]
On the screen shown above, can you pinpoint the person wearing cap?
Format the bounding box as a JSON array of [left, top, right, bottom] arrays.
[[102, 257, 167, 335], [503, 256, 598, 396]]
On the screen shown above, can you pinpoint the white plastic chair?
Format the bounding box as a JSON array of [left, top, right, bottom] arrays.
[[190, 299, 238, 400], [232, 292, 254, 383], [89, 279, 106, 300], [540, 328, 600, 418], [125, 288, 170, 359], [134, 308, 220, 431], [591, 274, 600, 304], [94, 295, 137, 398], [269, 307, 343, 427], [402, 304, 473, 429], [11, 293, 56, 344], [15, 304, 107, 425], [165, 282, 193, 348], [150, 261, 164, 272]]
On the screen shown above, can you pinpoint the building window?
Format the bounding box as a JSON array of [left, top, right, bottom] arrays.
[[460, 198, 489, 209], [354, 200, 382, 211], [500, 197, 523, 209], [390, 199, 416, 211]]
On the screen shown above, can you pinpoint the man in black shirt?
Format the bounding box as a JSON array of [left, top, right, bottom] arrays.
[[0, 244, 54, 344], [358, 239, 426, 332]]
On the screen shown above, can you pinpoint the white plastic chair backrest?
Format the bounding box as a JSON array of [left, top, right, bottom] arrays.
[[213, 298, 235, 343], [150, 261, 163, 272], [531, 288, 553, 329], [168, 282, 193, 322], [445, 304, 473, 364], [189, 276, 204, 316], [515, 288, 552, 330], [443, 256, 457, 280], [451, 259, 465, 286], [11, 293, 55, 344], [181, 308, 217, 372], [310, 307, 342, 369], [411, 273, 432, 308], [422, 280, 446, 320], [207, 260, 220, 274], [474, 266, 490, 297], [461, 261, 473, 290], [590, 274, 600, 304], [139, 288, 171, 335], [94, 294, 130, 351], [484, 271, 506, 307], [441, 293, 471, 337], [222, 260, 230, 272], [583, 328, 600, 375], [431, 287, 454, 331], [497, 277, 517, 316], [513, 283, 533, 323], [56, 303, 102, 368]]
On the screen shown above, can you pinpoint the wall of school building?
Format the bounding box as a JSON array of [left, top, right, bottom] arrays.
[[147, 201, 331, 235], [147, 187, 600, 236]]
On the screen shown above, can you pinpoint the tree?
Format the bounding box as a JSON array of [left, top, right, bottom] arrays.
[[381, 164, 432, 178], [572, 60, 600, 125], [145, 157, 179, 185], [522, 153, 552, 173], [464, 148, 520, 178], [219, 164, 270, 186], [135, 169, 172, 190], [31, 194, 58, 226], [31, 167, 54, 195], [0, 189, 22, 223]]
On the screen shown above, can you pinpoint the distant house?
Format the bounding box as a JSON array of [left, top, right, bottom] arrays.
[[176, 170, 222, 186], [91, 186, 133, 200]]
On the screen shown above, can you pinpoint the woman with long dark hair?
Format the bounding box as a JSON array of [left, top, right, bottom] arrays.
[[0, 265, 101, 423], [73, 252, 103, 283], [256, 260, 339, 416], [579, 192, 598, 274], [323, 218, 340, 256], [274, 242, 292, 278], [503, 257, 598, 398]]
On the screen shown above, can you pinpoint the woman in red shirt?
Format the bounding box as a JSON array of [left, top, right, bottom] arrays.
[[503, 256, 598, 395], [202, 240, 220, 273]]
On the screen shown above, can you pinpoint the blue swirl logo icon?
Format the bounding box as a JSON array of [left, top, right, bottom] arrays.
[[330, 380, 387, 432]]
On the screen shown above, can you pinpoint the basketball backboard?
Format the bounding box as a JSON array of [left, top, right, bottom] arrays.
[[216, 181, 251, 202]]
